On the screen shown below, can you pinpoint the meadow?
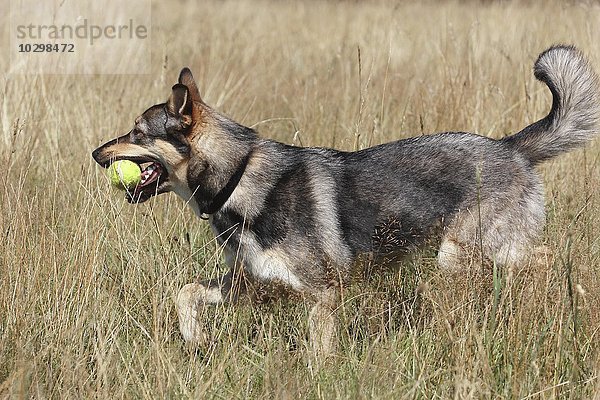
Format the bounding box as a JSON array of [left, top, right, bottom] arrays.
[[1, 0, 600, 398]]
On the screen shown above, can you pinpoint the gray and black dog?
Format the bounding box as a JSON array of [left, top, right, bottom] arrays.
[[92, 45, 599, 356]]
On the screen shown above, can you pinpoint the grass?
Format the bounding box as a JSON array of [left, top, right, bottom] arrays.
[[1, 0, 600, 398]]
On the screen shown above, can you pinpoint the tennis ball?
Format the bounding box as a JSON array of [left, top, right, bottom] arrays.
[[108, 160, 141, 190]]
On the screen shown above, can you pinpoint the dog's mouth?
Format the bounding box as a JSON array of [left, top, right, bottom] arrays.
[[127, 161, 169, 203], [106, 158, 170, 203]]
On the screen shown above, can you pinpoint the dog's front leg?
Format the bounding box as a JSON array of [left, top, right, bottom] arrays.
[[308, 287, 339, 363], [176, 270, 242, 343]]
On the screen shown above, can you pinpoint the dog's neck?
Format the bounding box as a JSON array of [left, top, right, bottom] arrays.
[[199, 149, 253, 218]]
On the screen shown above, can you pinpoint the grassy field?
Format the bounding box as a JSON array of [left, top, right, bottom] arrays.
[[1, 0, 600, 398]]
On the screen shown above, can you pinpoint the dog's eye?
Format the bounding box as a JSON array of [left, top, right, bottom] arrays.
[[131, 128, 143, 138]]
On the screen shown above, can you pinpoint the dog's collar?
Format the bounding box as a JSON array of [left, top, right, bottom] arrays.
[[200, 149, 252, 218]]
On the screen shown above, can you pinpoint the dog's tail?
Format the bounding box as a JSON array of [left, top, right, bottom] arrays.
[[502, 45, 600, 165]]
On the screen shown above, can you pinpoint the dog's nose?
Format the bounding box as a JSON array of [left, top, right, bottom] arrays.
[[91, 147, 110, 167], [91, 147, 101, 162]]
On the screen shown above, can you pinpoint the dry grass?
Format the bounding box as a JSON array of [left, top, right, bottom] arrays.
[[1, 0, 600, 398]]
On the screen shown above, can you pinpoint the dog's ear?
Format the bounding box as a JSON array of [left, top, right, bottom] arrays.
[[166, 83, 192, 129], [178, 67, 202, 103]]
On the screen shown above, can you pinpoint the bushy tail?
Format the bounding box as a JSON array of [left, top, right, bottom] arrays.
[[503, 45, 600, 165]]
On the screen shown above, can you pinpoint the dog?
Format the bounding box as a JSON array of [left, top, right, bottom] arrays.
[[92, 45, 599, 357]]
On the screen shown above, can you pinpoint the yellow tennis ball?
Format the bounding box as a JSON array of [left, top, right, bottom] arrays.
[[108, 160, 141, 190]]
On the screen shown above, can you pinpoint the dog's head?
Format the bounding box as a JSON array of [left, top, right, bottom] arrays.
[[92, 68, 203, 203], [92, 68, 255, 209]]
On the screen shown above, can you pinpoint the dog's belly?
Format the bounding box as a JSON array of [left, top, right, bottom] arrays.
[[246, 247, 305, 290], [229, 234, 305, 290]]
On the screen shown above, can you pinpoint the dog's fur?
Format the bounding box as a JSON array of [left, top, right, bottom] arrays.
[[92, 45, 599, 357]]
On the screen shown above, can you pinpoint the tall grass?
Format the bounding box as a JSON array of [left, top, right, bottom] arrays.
[[1, 0, 599, 398]]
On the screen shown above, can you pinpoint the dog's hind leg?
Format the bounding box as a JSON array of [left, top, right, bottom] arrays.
[[437, 237, 468, 271], [307, 287, 339, 365], [437, 226, 533, 271], [437, 185, 545, 271], [176, 270, 243, 343]]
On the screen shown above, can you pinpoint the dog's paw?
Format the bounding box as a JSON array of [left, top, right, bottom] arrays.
[[176, 283, 207, 343]]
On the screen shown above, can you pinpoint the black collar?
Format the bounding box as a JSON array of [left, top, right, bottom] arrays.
[[200, 150, 252, 217]]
